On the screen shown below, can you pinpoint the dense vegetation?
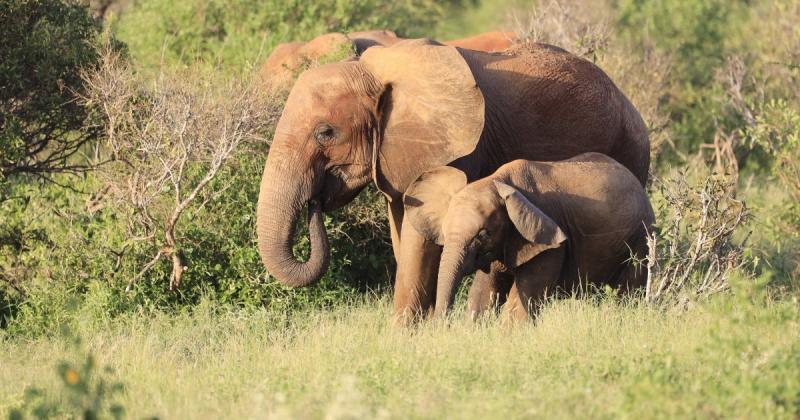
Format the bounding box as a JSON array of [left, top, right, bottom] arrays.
[[1, 0, 798, 417], [0, 0, 104, 180]]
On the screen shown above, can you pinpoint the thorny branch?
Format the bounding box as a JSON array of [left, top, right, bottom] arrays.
[[645, 174, 749, 305]]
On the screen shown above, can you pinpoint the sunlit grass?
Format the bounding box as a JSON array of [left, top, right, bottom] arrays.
[[2, 283, 798, 419]]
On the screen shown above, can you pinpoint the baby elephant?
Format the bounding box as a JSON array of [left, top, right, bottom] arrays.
[[403, 153, 655, 321]]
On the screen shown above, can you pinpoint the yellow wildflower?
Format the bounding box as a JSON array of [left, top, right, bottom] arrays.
[[65, 369, 79, 385]]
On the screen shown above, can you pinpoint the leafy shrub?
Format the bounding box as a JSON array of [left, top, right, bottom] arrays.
[[1, 161, 393, 337], [615, 0, 750, 160], [113, 0, 468, 72], [742, 99, 800, 282], [0, 0, 111, 183], [9, 324, 132, 419]]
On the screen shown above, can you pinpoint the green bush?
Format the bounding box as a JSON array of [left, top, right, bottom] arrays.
[[9, 324, 131, 419], [113, 0, 468, 72], [0, 0, 111, 183], [615, 0, 750, 160], [1, 161, 394, 336]]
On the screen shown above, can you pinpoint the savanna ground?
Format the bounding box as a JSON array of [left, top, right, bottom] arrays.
[[1, 0, 799, 418]]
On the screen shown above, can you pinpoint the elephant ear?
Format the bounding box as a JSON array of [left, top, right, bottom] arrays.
[[494, 181, 567, 268], [403, 166, 468, 245], [360, 39, 485, 201]]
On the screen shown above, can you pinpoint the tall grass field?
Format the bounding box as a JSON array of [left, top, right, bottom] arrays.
[[3, 285, 799, 418]]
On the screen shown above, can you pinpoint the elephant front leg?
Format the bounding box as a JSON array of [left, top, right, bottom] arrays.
[[387, 199, 404, 264], [466, 262, 514, 320], [392, 217, 441, 322], [503, 246, 565, 322]]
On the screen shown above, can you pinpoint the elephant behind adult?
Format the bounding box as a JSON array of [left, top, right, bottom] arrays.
[[255, 39, 650, 317], [258, 31, 519, 90]]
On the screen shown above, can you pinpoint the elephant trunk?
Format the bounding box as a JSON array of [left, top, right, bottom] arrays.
[[435, 241, 471, 317], [256, 152, 329, 288]]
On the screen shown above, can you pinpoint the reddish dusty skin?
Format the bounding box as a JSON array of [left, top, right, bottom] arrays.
[[404, 154, 654, 321], [258, 33, 351, 89], [443, 31, 517, 52], [255, 39, 649, 322]]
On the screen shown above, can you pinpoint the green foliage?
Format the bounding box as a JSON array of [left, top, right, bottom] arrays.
[[113, 0, 468, 72], [0, 0, 112, 181], [0, 155, 393, 336], [8, 324, 130, 420], [615, 0, 749, 158], [742, 99, 800, 280]]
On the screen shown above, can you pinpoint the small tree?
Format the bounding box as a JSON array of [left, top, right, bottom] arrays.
[[80, 46, 278, 291], [0, 0, 107, 183]]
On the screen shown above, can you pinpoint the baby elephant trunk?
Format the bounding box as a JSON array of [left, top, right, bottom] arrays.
[[435, 241, 472, 317]]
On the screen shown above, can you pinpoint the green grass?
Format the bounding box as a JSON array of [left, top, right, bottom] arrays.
[[2, 283, 798, 418]]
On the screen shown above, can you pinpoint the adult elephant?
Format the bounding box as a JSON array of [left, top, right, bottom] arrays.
[[255, 39, 649, 319]]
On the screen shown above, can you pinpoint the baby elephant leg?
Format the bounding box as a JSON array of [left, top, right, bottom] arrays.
[[466, 262, 514, 320], [503, 246, 566, 322]]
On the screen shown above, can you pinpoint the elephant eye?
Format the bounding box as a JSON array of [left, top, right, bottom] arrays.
[[314, 123, 336, 144]]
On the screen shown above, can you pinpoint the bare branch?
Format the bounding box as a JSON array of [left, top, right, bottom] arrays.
[[645, 173, 749, 306], [80, 44, 281, 292]]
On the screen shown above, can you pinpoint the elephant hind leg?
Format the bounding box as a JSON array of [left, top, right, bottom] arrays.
[[466, 262, 514, 320]]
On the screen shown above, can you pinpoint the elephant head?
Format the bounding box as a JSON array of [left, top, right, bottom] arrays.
[[257, 40, 485, 287], [403, 167, 566, 315], [259, 30, 403, 89], [259, 33, 352, 89]]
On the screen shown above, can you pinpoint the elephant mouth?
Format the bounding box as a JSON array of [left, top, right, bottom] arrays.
[[320, 185, 367, 212], [319, 168, 370, 212]]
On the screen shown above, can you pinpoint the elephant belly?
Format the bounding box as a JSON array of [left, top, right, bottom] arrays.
[[560, 233, 638, 291]]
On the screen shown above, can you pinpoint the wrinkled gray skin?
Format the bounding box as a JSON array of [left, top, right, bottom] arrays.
[[404, 153, 655, 320], [255, 39, 650, 320]]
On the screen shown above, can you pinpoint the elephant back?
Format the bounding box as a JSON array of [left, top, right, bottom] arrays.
[[457, 44, 648, 185]]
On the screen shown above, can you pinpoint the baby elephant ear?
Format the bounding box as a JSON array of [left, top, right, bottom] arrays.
[[494, 181, 567, 267], [403, 167, 468, 245]]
